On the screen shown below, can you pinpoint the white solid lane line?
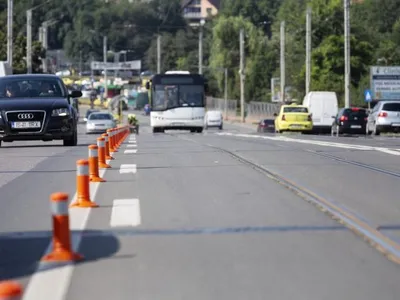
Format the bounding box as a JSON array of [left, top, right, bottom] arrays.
[[128, 140, 136, 144], [110, 199, 141, 227], [215, 132, 400, 156], [127, 144, 137, 148], [124, 149, 137, 154], [119, 164, 137, 174], [23, 168, 107, 300]]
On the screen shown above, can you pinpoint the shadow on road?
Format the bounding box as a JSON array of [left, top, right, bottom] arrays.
[[0, 230, 121, 281]]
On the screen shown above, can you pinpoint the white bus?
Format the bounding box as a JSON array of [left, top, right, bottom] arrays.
[[145, 73, 207, 133]]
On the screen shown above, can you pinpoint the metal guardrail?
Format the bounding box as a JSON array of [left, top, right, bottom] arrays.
[[206, 97, 282, 122]]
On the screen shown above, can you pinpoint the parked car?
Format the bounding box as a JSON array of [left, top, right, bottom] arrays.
[[331, 107, 368, 135], [366, 100, 400, 135], [257, 119, 275, 133]]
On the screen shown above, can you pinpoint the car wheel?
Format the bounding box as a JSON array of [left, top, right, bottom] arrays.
[[373, 124, 380, 136], [219, 124, 223, 130], [63, 129, 78, 146], [0, 140, 2, 147], [331, 126, 335, 136], [365, 124, 372, 136]]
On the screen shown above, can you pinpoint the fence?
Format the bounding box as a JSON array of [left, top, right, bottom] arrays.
[[206, 97, 282, 123], [206, 97, 238, 119]]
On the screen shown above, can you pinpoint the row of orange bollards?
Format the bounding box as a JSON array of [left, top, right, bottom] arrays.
[[0, 126, 132, 298]]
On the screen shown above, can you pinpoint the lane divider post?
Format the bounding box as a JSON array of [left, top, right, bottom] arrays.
[[43, 192, 84, 261], [106, 129, 114, 154], [102, 133, 114, 160], [88, 145, 106, 182], [110, 129, 118, 153], [70, 160, 99, 208], [0, 281, 22, 300], [97, 137, 111, 168]]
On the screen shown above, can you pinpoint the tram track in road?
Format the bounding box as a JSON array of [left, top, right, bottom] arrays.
[[214, 132, 400, 180], [167, 132, 400, 265]]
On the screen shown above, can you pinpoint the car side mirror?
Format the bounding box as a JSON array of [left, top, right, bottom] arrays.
[[145, 82, 150, 89], [332, 116, 336, 118], [69, 90, 82, 98], [273, 113, 278, 117]]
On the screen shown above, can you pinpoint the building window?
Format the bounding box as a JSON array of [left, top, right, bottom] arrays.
[[184, 7, 201, 13], [191, 0, 201, 5], [206, 8, 212, 15]]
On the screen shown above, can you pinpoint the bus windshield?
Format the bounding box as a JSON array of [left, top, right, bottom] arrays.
[[152, 85, 204, 110]]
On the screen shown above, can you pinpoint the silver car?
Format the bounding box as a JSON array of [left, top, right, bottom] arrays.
[[366, 101, 400, 135], [86, 112, 116, 134]]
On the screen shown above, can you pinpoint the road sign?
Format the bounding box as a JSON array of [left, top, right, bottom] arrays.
[[370, 66, 400, 100], [364, 89, 372, 102], [91, 60, 141, 70]]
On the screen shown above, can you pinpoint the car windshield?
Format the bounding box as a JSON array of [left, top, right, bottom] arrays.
[[153, 85, 204, 110], [263, 119, 274, 124], [382, 103, 400, 111], [283, 106, 308, 113], [343, 109, 367, 117], [89, 113, 112, 120], [86, 110, 99, 117], [0, 78, 66, 98]]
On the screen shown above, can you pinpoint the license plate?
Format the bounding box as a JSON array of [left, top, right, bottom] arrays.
[[11, 121, 41, 129], [392, 123, 400, 127], [351, 125, 361, 128], [172, 123, 184, 126], [95, 124, 105, 126], [291, 124, 302, 128]]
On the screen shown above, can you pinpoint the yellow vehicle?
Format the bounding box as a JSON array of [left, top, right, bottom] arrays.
[[274, 104, 313, 133]]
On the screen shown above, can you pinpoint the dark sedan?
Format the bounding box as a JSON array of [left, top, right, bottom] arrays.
[[331, 107, 368, 135], [0, 74, 81, 147], [257, 119, 275, 133]]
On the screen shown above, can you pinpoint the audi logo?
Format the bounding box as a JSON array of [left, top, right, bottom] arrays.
[[17, 113, 34, 120]]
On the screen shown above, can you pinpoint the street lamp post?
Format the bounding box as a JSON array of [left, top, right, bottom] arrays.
[[199, 19, 205, 74], [7, 0, 13, 68]]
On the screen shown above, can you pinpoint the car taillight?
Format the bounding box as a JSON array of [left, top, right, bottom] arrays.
[[340, 116, 348, 121], [282, 114, 286, 121], [364, 117, 368, 121], [307, 115, 312, 121], [378, 112, 387, 117], [351, 107, 359, 111]]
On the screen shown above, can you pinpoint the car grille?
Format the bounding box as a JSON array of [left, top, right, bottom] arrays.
[[5, 110, 46, 133]]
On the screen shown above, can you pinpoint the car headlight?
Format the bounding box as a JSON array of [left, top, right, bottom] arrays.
[[52, 108, 70, 116]]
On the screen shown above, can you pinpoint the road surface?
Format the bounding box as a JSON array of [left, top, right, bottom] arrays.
[[0, 110, 399, 299]]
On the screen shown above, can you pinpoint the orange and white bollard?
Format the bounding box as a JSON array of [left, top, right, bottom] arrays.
[[0, 281, 22, 300], [42, 193, 84, 261], [97, 137, 111, 168], [109, 129, 118, 153], [70, 160, 99, 208], [102, 133, 114, 160], [88, 145, 105, 182], [116, 128, 123, 147]]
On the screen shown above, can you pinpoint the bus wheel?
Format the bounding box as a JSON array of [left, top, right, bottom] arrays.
[[197, 128, 203, 133], [190, 128, 196, 133]]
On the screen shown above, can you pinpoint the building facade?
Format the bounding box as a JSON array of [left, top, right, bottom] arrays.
[[182, 0, 220, 26]]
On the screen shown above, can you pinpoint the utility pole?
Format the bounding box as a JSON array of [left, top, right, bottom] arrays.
[[344, 0, 351, 107], [224, 67, 228, 120], [157, 34, 161, 73], [280, 21, 285, 102], [306, 6, 312, 95], [199, 23, 203, 74], [42, 23, 48, 73], [79, 50, 82, 76], [239, 28, 245, 122], [26, 9, 32, 73], [103, 36, 108, 100], [7, 0, 13, 68]]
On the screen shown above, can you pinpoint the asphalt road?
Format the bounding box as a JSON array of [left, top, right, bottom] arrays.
[[0, 110, 399, 299]]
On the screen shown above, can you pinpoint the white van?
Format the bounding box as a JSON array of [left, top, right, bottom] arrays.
[[303, 91, 338, 133], [204, 110, 223, 130]]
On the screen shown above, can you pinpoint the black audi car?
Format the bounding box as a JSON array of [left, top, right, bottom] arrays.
[[0, 74, 82, 147]]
